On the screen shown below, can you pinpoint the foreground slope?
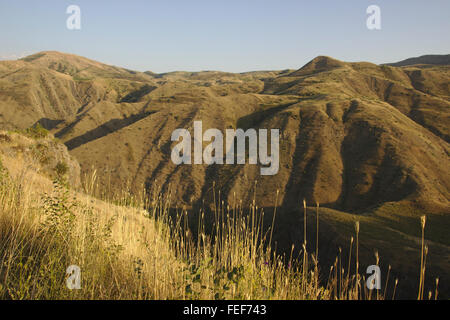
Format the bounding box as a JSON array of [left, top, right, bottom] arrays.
[[0, 130, 335, 300]]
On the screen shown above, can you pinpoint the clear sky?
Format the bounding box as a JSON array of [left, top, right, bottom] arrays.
[[0, 0, 449, 73]]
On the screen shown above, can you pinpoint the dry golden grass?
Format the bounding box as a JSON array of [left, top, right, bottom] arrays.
[[0, 131, 440, 300], [0, 152, 184, 299], [0, 158, 327, 299]]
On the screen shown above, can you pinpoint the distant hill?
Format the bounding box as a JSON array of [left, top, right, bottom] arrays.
[[385, 54, 450, 67]]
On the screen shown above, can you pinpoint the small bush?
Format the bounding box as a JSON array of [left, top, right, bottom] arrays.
[[0, 133, 12, 143], [25, 123, 49, 139], [31, 143, 50, 164], [54, 161, 69, 177]]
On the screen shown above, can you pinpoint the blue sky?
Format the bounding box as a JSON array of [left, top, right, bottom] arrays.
[[0, 0, 449, 73]]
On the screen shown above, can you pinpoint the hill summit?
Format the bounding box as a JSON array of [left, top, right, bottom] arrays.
[[289, 56, 348, 76]]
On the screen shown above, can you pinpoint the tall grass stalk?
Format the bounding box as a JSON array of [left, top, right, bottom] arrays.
[[418, 215, 426, 300]]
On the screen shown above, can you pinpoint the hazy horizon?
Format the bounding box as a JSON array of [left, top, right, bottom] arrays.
[[2, 50, 450, 74], [1, 1, 449, 73]]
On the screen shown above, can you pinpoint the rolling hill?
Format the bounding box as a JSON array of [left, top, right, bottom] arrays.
[[0, 51, 449, 298]]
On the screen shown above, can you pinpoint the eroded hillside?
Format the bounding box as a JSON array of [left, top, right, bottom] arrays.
[[2, 52, 448, 213], [1, 51, 449, 298]]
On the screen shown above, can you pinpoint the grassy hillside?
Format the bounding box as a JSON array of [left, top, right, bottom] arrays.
[[0, 131, 443, 300], [0, 131, 332, 299], [0, 52, 448, 299]]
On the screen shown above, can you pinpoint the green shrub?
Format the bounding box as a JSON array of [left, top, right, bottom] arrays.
[[25, 123, 49, 139], [54, 161, 69, 178]]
